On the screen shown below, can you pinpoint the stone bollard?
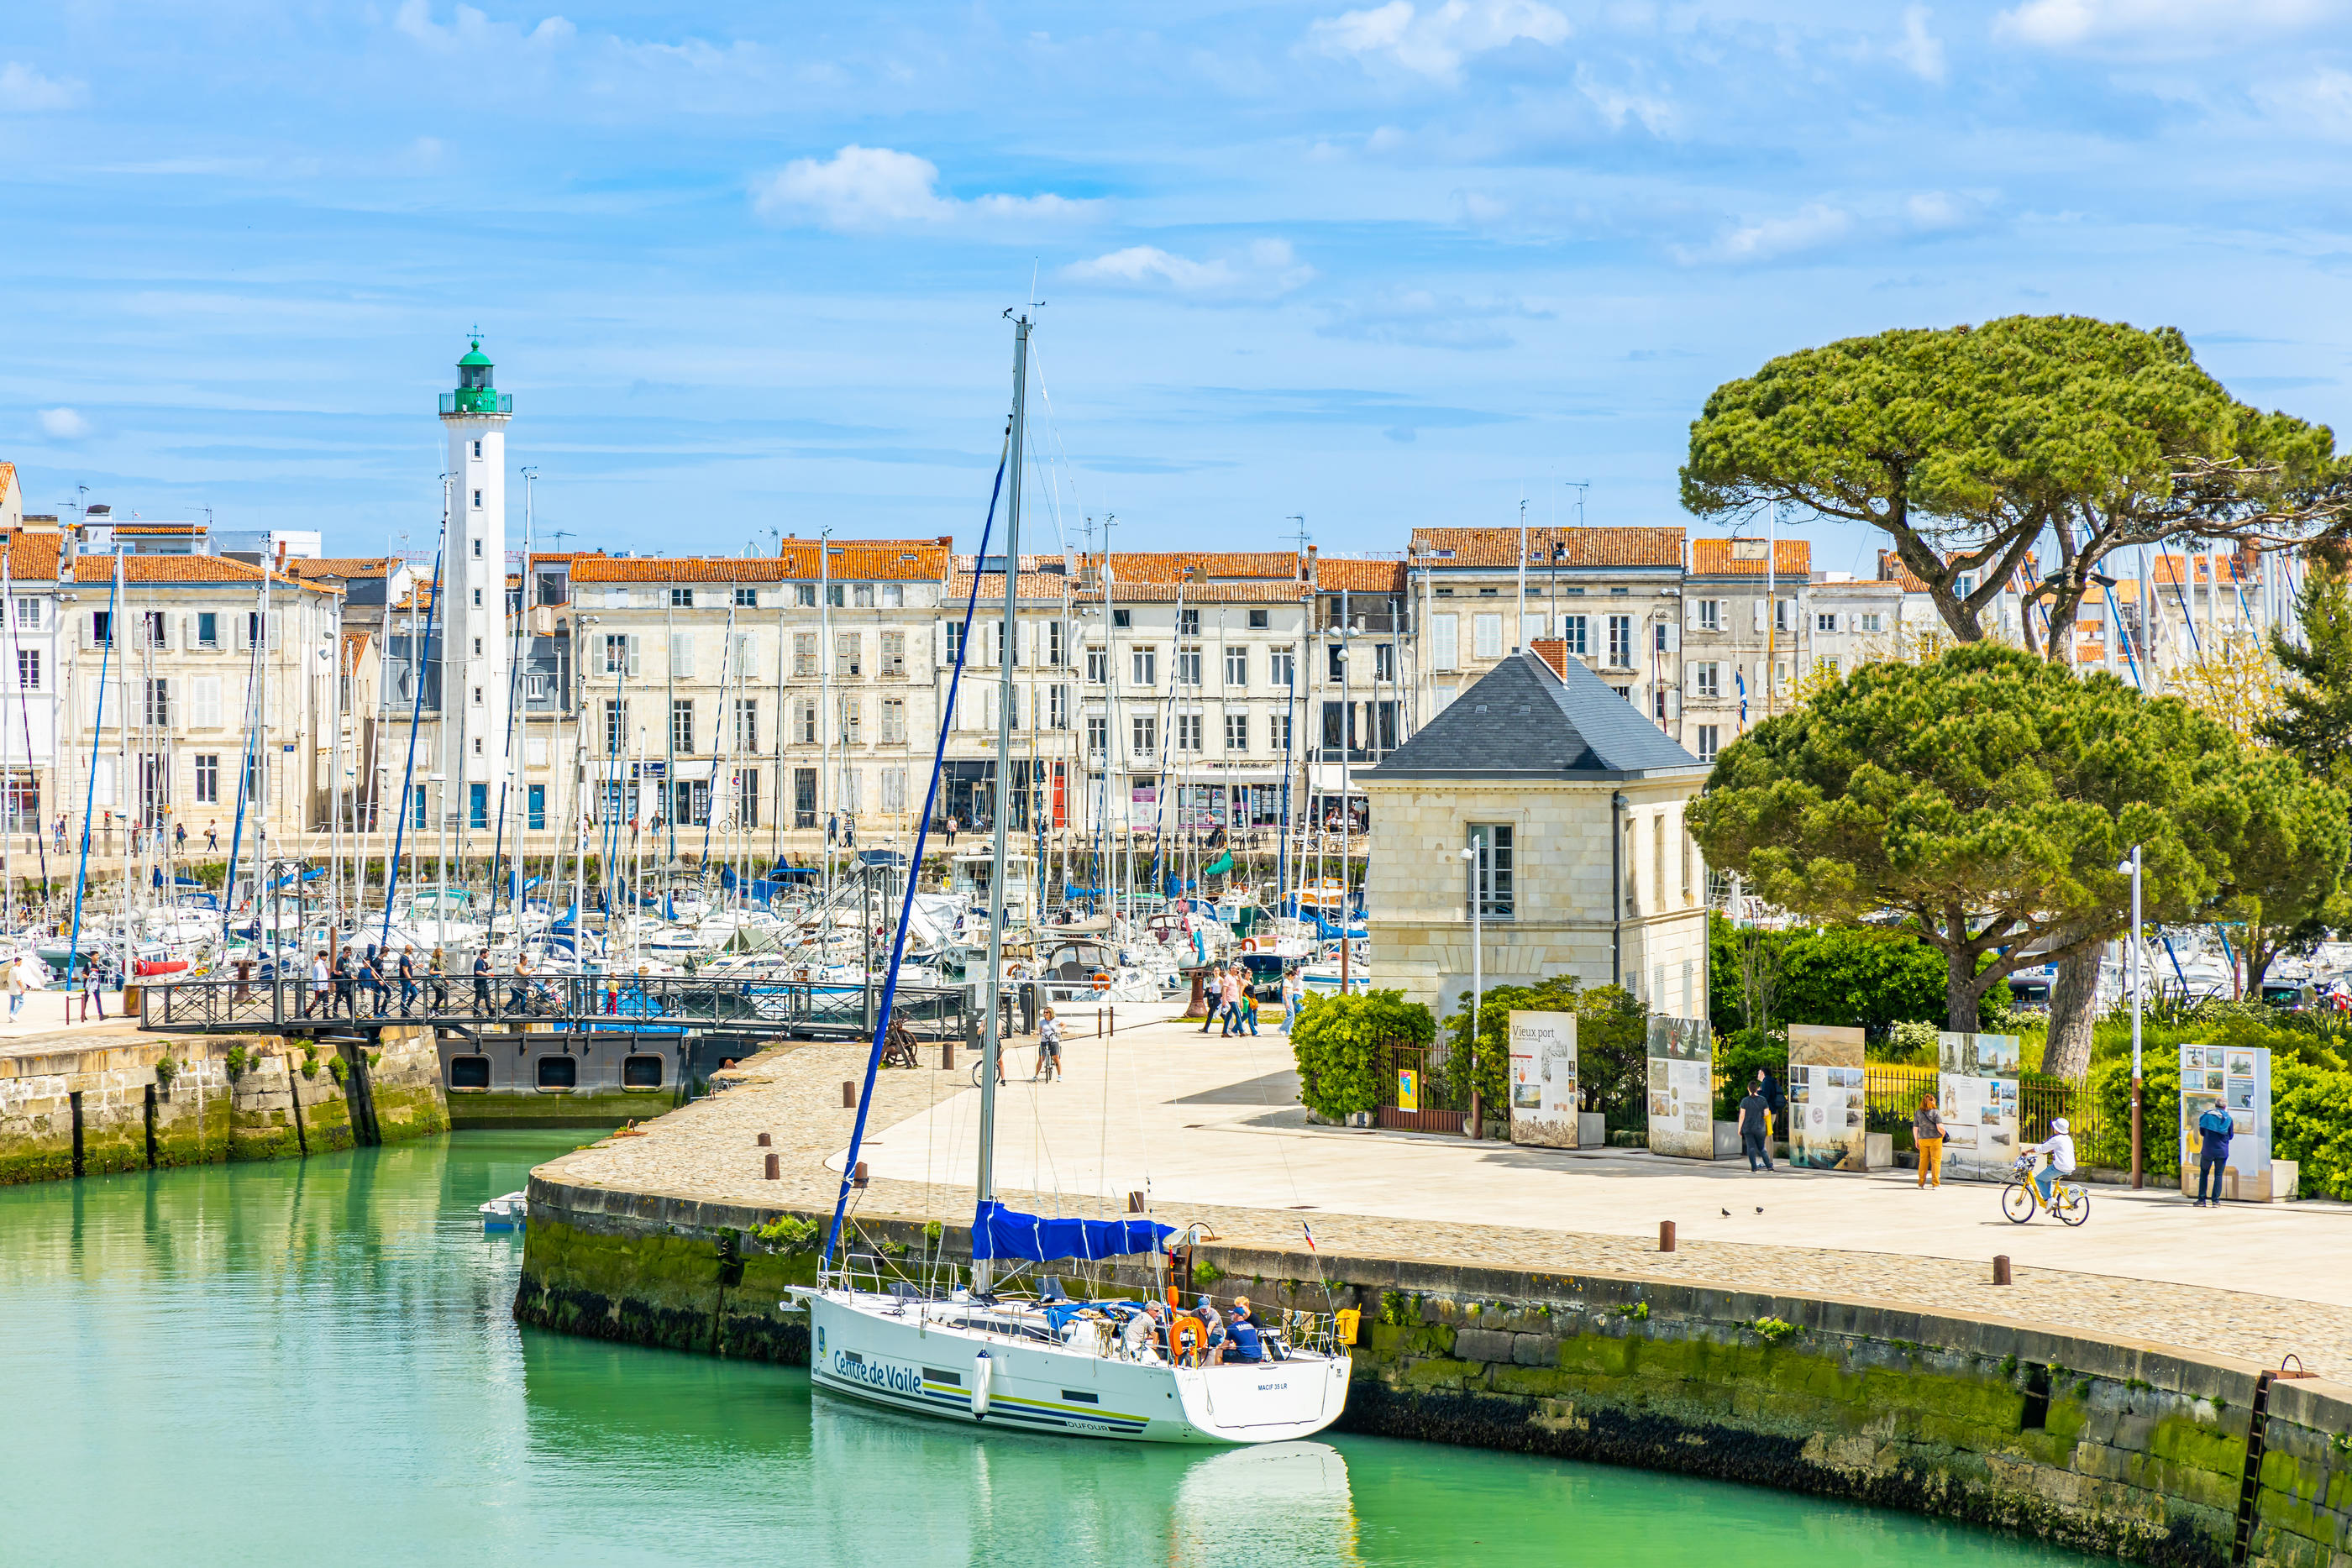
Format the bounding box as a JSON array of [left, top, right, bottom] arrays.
[[1992, 1255, 2012, 1286], [764, 1152, 780, 1180], [756, 1131, 771, 1147], [1659, 1220, 1676, 1253], [1126, 1190, 1146, 1214], [842, 1080, 856, 1108], [852, 1161, 869, 1189], [942, 1038, 956, 1070]]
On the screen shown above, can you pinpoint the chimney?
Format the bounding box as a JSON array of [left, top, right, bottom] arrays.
[[276, 540, 288, 571], [1530, 638, 1569, 680], [1304, 543, 1318, 585]]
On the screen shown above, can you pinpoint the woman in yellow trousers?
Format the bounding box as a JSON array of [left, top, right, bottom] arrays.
[[1914, 1094, 1945, 1188]]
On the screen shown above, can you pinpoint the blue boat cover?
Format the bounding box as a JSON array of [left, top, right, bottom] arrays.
[[970, 1200, 1173, 1262]]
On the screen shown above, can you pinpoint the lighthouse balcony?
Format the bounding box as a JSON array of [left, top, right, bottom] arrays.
[[439, 391, 513, 415]]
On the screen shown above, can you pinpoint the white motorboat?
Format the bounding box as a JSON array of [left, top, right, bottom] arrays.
[[790, 314, 1352, 1446]]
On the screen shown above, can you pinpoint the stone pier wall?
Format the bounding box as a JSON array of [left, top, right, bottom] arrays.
[[516, 1179, 2351, 1568], [0, 1028, 449, 1183]]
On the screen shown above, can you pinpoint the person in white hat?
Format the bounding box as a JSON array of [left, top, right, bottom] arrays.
[[2026, 1118, 2076, 1209]]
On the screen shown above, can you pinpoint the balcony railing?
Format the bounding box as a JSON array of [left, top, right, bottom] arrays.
[[439, 392, 514, 415]]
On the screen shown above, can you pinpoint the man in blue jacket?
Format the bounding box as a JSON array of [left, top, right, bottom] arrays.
[[2194, 1102, 2234, 1208]]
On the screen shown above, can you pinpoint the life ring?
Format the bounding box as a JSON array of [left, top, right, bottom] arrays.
[[1170, 1315, 1207, 1365], [1240, 938, 1257, 952], [1091, 972, 1111, 994]]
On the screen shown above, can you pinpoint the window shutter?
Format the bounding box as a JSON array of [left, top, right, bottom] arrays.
[[933, 621, 948, 669], [1432, 614, 1457, 671], [627, 636, 642, 677], [1684, 597, 1698, 628], [1662, 621, 1679, 653], [670, 632, 691, 676]]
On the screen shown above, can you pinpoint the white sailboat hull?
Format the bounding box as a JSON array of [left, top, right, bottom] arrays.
[[799, 1289, 1352, 1445]]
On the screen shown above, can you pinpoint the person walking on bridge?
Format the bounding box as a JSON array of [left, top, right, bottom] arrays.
[[472, 949, 493, 1015]]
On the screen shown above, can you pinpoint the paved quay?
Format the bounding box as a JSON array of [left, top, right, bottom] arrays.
[[534, 1004, 2352, 1375]]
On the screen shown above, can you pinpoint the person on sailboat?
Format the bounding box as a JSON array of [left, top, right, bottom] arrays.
[[1224, 1301, 1265, 1364]]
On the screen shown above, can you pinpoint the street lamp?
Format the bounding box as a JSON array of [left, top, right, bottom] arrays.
[[2118, 845, 2143, 1188], [1462, 842, 1482, 1140]]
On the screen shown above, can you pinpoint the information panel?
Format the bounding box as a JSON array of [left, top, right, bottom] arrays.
[[1787, 1023, 1868, 1171], [1936, 1031, 2022, 1183], [1507, 1010, 1579, 1148], [1646, 1016, 1714, 1161], [2178, 1043, 2274, 1202]]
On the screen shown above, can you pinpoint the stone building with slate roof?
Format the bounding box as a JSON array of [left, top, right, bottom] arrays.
[[1359, 640, 1712, 1025]]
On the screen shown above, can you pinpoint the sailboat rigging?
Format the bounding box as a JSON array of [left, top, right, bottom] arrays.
[[790, 312, 1352, 1445]]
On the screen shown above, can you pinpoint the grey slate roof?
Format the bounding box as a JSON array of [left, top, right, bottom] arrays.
[[1371, 650, 1706, 779]]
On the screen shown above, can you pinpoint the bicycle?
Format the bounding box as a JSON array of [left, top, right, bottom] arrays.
[[2001, 1155, 2091, 1226]]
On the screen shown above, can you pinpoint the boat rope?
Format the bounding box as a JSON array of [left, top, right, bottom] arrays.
[[821, 427, 1010, 1273], [378, 545, 444, 953]]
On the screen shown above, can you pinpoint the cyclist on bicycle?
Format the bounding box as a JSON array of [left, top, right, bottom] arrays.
[[2024, 1119, 2076, 1207]]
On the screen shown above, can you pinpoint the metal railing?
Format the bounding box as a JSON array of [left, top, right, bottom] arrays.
[[139, 973, 974, 1041], [1863, 1062, 2178, 1179]]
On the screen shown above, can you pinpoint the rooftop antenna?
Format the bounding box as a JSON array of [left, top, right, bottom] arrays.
[[550, 529, 574, 551], [1515, 494, 1529, 649], [1558, 480, 1589, 605]]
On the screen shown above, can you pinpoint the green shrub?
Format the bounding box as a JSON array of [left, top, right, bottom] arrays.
[[152, 1055, 178, 1090], [753, 1214, 822, 1255], [1708, 912, 2009, 1047], [1289, 989, 1435, 1120], [300, 1046, 319, 1080], [1714, 1026, 1788, 1122], [328, 1055, 348, 1085], [1436, 976, 1650, 1128], [223, 1045, 250, 1082]]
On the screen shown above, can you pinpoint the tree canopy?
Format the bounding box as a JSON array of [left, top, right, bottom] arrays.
[[1686, 643, 2343, 1033], [1682, 316, 2345, 657], [2260, 558, 2352, 793]]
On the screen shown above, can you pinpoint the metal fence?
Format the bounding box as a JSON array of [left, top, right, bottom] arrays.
[[1376, 1041, 1464, 1134], [139, 973, 976, 1043], [1862, 1062, 2178, 1179]]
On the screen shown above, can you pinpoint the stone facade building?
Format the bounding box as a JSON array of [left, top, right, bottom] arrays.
[[1360, 640, 1710, 1025]]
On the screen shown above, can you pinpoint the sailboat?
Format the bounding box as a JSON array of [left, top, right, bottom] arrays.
[[787, 312, 1353, 1445]]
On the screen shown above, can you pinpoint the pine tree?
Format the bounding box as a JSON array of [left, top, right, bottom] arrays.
[[2260, 560, 2352, 792]]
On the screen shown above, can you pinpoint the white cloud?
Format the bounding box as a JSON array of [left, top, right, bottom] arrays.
[[2255, 67, 2352, 137], [0, 62, 87, 112], [1992, 0, 2334, 49], [1891, 7, 1947, 82], [1306, 0, 1570, 85], [1674, 203, 1851, 265], [1062, 239, 1315, 299], [752, 145, 1089, 232], [393, 1, 573, 53], [1908, 191, 1965, 228], [38, 407, 92, 440], [1575, 64, 1676, 134]]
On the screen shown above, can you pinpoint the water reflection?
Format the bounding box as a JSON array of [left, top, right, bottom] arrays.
[[0, 1132, 2094, 1568]]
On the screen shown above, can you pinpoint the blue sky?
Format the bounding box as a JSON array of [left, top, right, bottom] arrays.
[[3, 2, 2349, 567]]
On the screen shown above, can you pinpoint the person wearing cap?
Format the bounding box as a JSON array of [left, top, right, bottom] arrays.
[[2026, 1118, 2076, 1208], [1224, 1298, 1264, 1364]]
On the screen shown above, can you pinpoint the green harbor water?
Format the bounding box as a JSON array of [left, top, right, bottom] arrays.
[[1, 1132, 2099, 1568]]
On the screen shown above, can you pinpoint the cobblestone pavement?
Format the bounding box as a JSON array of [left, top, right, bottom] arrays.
[[534, 1031, 2352, 1377]]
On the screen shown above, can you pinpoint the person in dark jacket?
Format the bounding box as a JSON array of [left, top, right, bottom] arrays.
[[1758, 1067, 1787, 1141], [1739, 1084, 1775, 1171], [472, 949, 493, 1015], [2194, 1103, 2235, 1207]]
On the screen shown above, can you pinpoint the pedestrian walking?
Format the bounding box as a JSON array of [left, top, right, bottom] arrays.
[[428, 946, 449, 1012], [1914, 1093, 1945, 1188], [78, 959, 105, 1023], [8, 952, 28, 1020], [1281, 964, 1303, 1033], [943, 815, 958, 847], [308, 948, 330, 1019], [1219, 964, 1244, 1036], [1759, 1067, 1787, 1143], [2193, 1100, 2234, 1207], [396, 946, 418, 1017], [508, 949, 535, 1015], [472, 948, 493, 1014], [1238, 984, 1261, 1037], [175, 821, 186, 855], [358, 947, 386, 1017], [1739, 1081, 1774, 1172], [333, 947, 357, 1019], [204, 821, 218, 852]]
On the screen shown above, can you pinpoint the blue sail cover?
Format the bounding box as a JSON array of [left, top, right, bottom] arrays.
[[970, 1200, 1173, 1262]]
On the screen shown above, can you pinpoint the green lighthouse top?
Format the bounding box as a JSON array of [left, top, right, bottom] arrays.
[[442, 333, 512, 417]]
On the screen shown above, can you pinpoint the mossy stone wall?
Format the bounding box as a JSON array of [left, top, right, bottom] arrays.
[[517, 1176, 2349, 1568]]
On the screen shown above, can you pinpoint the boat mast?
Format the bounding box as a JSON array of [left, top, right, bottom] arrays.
[[974, 310, 1029, 1295]]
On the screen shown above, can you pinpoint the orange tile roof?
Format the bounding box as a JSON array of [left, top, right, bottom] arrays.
[[112, 522, 204, 536], [68, 553, 337, 592], [286, 556, 397, 580], [570, 541, 951, 584], [1409, 526, 1684, 569], [0, 463, 15, 508], [1084, 580, 1308, 605], [2151, 552, 2254, 588], [1314, 558, 1406, 592], [1877, 549, 2040, 595], [949, 571, 1087, 600], [0, 531, 63, 579], [1691, 538, 1811, 576], [1096, 551, 1304, 583]]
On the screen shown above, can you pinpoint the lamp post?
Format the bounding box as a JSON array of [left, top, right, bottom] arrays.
[[2119, 845, 2143, 1188], [1461, 842, 1482, 1139]]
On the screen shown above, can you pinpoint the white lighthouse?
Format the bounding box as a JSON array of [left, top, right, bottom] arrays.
[[439, 335, 513, 837]]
